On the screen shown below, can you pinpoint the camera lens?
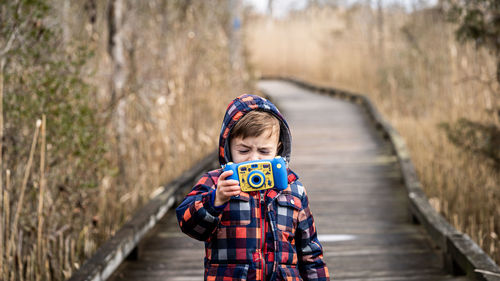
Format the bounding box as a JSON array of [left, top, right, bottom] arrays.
[[248, 171, 265, 189], [252, 176, 261, 185]]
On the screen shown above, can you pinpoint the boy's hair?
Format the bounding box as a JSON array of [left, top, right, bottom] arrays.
[[230, 110, 280, 140]]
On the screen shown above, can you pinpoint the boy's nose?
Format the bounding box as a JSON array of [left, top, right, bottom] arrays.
[[248, 152, 260, 161]]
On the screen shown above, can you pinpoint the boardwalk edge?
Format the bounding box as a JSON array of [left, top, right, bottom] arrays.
[[259, 75, 500, 281], [67, 151, 218, 281]]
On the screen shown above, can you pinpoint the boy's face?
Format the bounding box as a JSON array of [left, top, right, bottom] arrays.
[[230, 128, 280, 164]]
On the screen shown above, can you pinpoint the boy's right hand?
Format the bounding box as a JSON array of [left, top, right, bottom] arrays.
[[215, 170, 240, 207]]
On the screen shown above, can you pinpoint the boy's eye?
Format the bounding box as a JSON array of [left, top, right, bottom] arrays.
[[259, 149, 270, 154], [238, 150, 249, 154]]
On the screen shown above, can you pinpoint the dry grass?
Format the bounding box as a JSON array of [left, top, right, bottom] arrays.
[[1, 1, 249, 280], [244, 4, 499, 263]]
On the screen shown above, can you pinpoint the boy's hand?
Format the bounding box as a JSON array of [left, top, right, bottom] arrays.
[[215, 170, 240, 207]]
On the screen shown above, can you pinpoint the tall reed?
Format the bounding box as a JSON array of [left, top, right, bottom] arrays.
[[36, 115, 46, 281], [244, 4, 499, 263], [0, 60, 4, 279], [0, 61, 4, 279]]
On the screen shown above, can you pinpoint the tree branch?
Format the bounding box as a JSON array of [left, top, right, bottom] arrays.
[[0, 28, 19, 58]]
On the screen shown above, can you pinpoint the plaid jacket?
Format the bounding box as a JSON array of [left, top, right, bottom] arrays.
[[176, 168, 329, 281], [176, 94, 329, 280]]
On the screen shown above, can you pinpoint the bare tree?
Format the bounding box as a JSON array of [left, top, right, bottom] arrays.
[[107, 0, 128, 182], [268, 0, 274, 16], [107, 0, 127, 105], [376, 0, 385, 63], [365, 0, 375, 53]]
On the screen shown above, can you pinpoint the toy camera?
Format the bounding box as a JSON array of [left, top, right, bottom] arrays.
[[223, 156, 288, 192]]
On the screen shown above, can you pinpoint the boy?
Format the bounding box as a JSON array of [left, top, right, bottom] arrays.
[[176, 94, 330, 281]]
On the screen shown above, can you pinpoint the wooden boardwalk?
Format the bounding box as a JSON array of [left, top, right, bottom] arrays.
[[108, 80, 468, 280]]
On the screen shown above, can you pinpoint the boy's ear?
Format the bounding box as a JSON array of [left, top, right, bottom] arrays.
[[277, 141, 283, 154]]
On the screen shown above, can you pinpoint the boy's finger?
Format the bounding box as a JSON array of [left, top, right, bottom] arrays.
[[219, 170, 234, 180], [226, 189, 240, 197], [224, 179, 239, 186], [220, 184, 240, 194], [221, 182, 239, 190]]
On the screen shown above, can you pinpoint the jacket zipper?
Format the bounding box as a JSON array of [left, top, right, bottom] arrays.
[[260, 192, 266, 280], [268, 191, 282, 276]]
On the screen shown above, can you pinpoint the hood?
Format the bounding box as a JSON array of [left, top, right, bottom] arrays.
[[218, 94, 292, 166]]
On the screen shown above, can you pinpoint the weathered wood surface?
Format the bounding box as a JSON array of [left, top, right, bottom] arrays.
[[108, 80, 470, 280]]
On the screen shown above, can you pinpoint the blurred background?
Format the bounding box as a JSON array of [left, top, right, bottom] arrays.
[[0, 0, 498, 280]]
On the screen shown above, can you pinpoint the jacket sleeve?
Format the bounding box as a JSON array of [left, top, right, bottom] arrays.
[[175, 172, 225, 241], [296, 188, 330, 281]]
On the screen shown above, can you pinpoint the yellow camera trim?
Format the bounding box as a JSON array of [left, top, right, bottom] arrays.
[[238, 161, 275, 192]]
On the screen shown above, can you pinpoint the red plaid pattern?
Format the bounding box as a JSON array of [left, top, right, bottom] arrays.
[[176, 169, 330, 280]]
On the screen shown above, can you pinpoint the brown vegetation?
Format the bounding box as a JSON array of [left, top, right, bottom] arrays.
[[1, 0, 248, 280], [244, 3, 499, 263]]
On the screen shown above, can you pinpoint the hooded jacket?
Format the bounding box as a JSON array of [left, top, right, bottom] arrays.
[[176, 94, 330, 281]]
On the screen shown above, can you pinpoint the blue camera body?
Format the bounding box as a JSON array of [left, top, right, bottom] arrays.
[[223, 156, 288, 192]]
